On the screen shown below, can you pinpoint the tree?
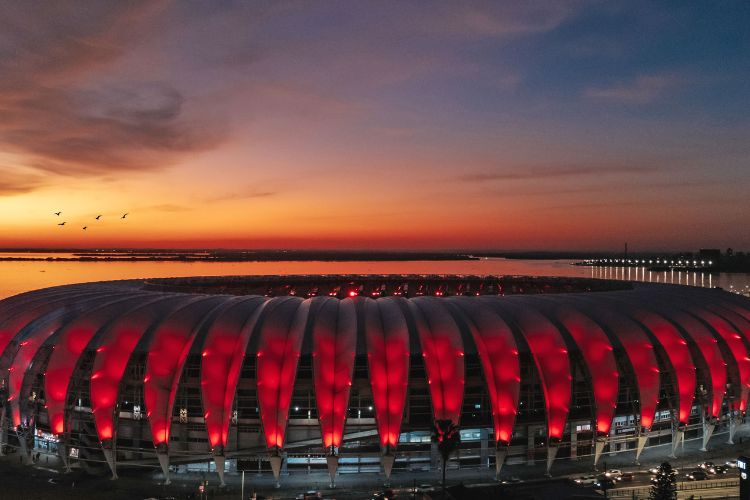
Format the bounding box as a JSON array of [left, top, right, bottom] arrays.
[[432, 419, 461, 499], [649, 462, 677, 500]]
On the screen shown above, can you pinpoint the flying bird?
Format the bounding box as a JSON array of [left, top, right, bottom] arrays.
[[54, 211, 62, 216], [95, 215, 102, 220], [121, 213, 129, 219], [82, 226, 87, 231], [58, 222, 66, 226]]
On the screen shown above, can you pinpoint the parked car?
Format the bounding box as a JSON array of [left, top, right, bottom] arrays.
[[727, 459, 739, 468], [686, 469, 708, 481]]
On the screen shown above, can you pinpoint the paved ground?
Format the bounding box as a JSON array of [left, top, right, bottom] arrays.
[[1, 425, 748, 499]]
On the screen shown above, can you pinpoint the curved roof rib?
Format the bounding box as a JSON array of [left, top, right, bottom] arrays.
[[200, 297, 267, 451], [364, 297, 410, 450], [311, 297, 357, 450]]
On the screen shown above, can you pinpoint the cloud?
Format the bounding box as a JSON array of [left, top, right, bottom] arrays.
[[141, 204, 192, 213], [584, 74, 681, 104], [203, 189, 279, 203], [418, 1, 585, 38], [456, 164, 659, 183], [0, 1, 225, 182], [0, 167, 46, 195]]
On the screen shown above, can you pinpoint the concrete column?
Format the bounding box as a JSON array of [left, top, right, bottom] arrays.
[[570, 429, 577, 460], [480, 428, 489, 467], [0, 407, 7, 456], [526, 425, 537, 466], [430, 441, 439, 470]]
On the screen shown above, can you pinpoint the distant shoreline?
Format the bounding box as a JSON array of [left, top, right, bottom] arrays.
[[0, 250, 477, 262]]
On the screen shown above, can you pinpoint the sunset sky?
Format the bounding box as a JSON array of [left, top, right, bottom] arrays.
[[0, 1, 748, 251]]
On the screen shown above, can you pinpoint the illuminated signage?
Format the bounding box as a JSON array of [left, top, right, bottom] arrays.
[[740, 456, 750, 500]]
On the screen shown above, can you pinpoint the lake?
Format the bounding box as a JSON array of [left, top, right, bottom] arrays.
[[2, 255, 749, 300]]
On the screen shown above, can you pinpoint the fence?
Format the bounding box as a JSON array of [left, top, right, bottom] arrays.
[[607, 478, 739, 499]]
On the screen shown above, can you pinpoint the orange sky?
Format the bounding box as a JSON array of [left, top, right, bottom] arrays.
[[1, 2, 748, 251]]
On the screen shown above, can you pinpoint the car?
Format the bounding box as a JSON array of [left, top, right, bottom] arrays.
[[501, 476, 523, 484], [727, 459, 739, 468], [620, 472, 635, 482], [699, 461, 715, 470], [686, 469, 708, 481], [604, 469, 623, 480], [371, 489, 395, 500], [650, 466, 678, 476], [593, 477, 617, 490], [296, 492, 323, 500], [573, 475, 598, 485], [713, 465, 729, 475]]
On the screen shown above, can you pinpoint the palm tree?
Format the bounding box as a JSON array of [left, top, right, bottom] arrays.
[[649, 462, 677, 500], [432, 419, 461, 499]]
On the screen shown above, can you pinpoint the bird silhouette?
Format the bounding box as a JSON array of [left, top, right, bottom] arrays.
[[121, 213, 129, 219], [58, 222, 66, 226], [54, 211, 62, 216], [82, 226, 88, 231], [95, 215, 102, 220]]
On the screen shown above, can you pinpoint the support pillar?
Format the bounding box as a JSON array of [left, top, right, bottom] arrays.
[[570, 429, 577, 460], [608, 432, 617, 456], [669, 430, 684, 459], [526, 425, 538, 466], [16, 426, 32, 465], [58, 441, 71, 473], [479, 428, 489, 467], [494, 445, 507, 479], [102, 439, 118, 479], [0, 407, 7, 457], [326, 446, 339, 488], [381, 452, 396, 484], [635, 433, 648, 464], [729, 414, 739, 445], [593, 437, 607, 469], [214, 454, 226, 487], [546, 444, 559, 476], [269, 450, 283, 488], [700, 418, 716, 452], [157, 452, 171, 485]]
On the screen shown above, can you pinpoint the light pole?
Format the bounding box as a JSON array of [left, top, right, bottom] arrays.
[[241, 470, 245, 500]]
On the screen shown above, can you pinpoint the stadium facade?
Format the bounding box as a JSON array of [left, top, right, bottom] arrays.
[[0, 275, 748, 486]]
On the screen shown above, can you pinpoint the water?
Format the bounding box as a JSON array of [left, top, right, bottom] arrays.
[[1, 255, 749, 300]]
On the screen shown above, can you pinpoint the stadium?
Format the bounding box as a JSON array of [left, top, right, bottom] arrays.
[[0, 275, 748, 487]]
